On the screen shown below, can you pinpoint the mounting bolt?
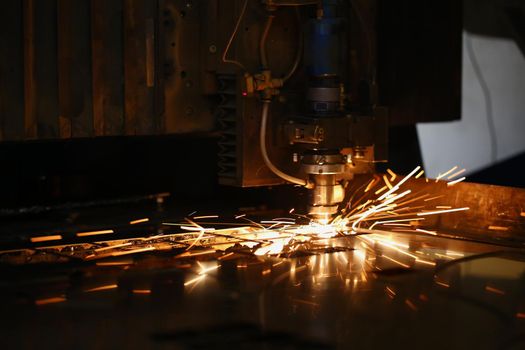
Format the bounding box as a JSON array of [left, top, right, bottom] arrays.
[[208, 45, 217, 54]]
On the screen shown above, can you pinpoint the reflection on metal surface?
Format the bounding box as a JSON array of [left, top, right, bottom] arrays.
[[1, 168, 525, 348], [1, 228, 525, 348]]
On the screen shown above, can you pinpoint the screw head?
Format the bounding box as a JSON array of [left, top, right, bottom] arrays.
[[209, 45, 217, 53]]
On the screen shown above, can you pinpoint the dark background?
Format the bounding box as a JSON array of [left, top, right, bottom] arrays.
[[0, 0, 523, 211]]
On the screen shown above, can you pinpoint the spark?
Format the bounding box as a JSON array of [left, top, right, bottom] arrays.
[[377, 166, 420, 201], [415, 228, 437, 236], [96, 260, 133, 266], [435, 280, 450, 288], [35, 296, 66, 305], [133, 289, 151, 294], [218, 252, 234, 260], [417, 207, 469, 216], [415, 258, 436, 266], [130, 218, 149, 225], [375, 186, 388, 195], [488, 225, 509, 231], [194, 215, 219, 220], [84, 284, 118, 292], [364, 178, 379, 192], [383, 175, 393, 190], [77, 230, 114, 237], [184, 275, 205, 287], [447, 176, 466, 186], [355, 200, 371, 211], [30, 235, 62, 243], [424, 195, 445, 202], [485, 285, 505, 295], [405, 298, 418, 311], [198, 264, 219, 275], [260, 220, 295, 225], [180, 226, 215, 232], [435, 166, 458, 182], [447, 168, 466, 180], [415, 169, 425, 179], [183, 218, 210, 250], [386, 168, 397, 181], [351, 190, 412, 230]]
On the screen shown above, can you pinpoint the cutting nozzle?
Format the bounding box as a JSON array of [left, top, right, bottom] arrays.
[[301, 153, 346, 222]]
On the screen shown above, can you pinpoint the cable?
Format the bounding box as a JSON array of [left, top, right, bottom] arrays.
[[465, 34, 498, 164], [260, 100, 308, 186], [222, 0, 249, 71], [259, 14, 275, 69], [259, 8, 302, 81], [282, 8, 302, 82]]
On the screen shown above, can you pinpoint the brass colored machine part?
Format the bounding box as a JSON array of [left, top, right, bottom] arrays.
[[302, 153, 346, 221]]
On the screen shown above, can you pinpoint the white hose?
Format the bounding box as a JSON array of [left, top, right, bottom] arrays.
[[260, 100, 308, 186]]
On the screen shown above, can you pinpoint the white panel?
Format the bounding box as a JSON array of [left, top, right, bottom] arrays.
[[417, 32, 525, 178]]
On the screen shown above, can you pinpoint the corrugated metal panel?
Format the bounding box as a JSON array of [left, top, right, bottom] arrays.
[[0, 0, 164, 140]]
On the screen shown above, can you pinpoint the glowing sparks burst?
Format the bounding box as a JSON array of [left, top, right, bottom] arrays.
[[163, 165, 470, 258], [19, 165, 470, 265]]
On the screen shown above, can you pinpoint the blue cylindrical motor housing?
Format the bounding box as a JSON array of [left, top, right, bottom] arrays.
[[304, 0, 345, 78]]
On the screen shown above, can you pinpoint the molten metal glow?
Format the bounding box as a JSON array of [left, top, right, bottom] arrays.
[[76, 230, 114, 237], [30, 235, 62, 243], [21, 165, 473, 278]]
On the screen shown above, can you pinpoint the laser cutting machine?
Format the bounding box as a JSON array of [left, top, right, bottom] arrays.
[[212, 0, 460, 221], [0, 0, 461, 214], [2, 2, 525, 349], [238, 0, 387, 221]]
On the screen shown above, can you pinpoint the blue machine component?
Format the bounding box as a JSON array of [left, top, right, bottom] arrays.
[[304, 0, 345, 78]]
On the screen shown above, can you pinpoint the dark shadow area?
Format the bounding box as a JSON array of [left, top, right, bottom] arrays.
[[378, 125, 423, 175], [0, 135, 304, 212], [468, 151, 525, 188]]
